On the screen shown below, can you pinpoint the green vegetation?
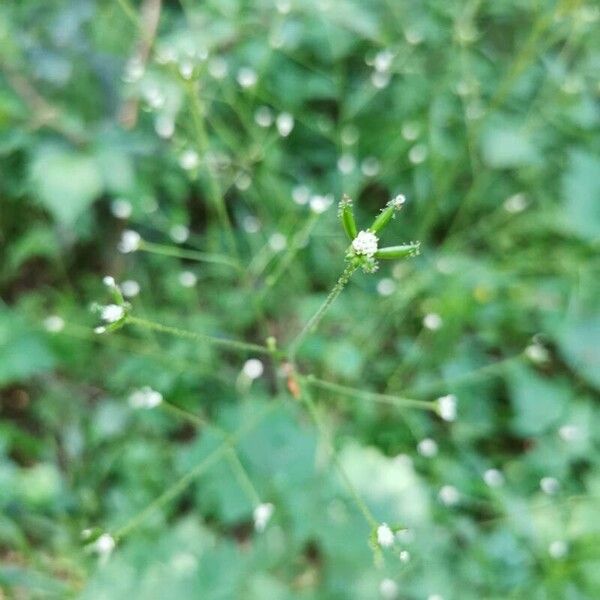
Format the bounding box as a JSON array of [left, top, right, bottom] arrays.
[[1, 0, 599, 598]]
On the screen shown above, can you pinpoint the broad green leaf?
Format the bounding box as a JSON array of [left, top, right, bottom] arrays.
[[30, 146, 103, 225]]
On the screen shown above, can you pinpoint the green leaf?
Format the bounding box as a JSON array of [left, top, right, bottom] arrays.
[[0, 310, 55, 386], [506, 364, 568, 436], [30, 146, 103, 225], [561, 149, 600, 241]]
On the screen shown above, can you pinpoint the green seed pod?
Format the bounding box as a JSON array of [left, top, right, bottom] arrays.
[[370, 205, 395, 233], [374, 242, 420, 260], [338, 194, 357, 240]]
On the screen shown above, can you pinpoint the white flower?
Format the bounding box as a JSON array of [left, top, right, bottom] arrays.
[[276, 112, 294, 137], [179, 60, 194, 79], [352, 231, 379, 257], [178, 271, 197, 288], [390, 194, 406, 209], [525, 343, 549, 364], [361, 156, 380, 177], [93, 533, 116, 561], [44, 315, 65, 333], [409, 144, 428, 164], [309, 194, 333, 214], [504, 193, 528, 214], [399, 550, 410, 563], [242, 216, 261, 233], [417, 438, 438, 457], [253, 502, 274, 531], [548, 540, 568, 559], [438, 484, 460, 506], [559, 423, 582, 442], [401, 122, 420, 141], [102, 275, 117, 289], [292, 185, 310, 205], [379, 578, 398, 599], [269, 232, 287, 252], [154, 115, 175, 139], [237, 67, 257, 88], [169, 224, 190, 244], [121, 280, 140, 298], [437, 394, 457, 422], [255, 106, 273, 128], [94, 326, 106, 334], [129, 386, 163, 409], [540, 476, 560, 495], [374, 49, 394, 72], [243, 359, 264, 380], [118, 230, 141, 253], [208, 56, 228, 79], [423, 313, 443, 331], [337, 154, 356, 174], [376, 523, 395, 547], [101, 304, 124, 323], [111, 198, 132, 219], [483, 468, 504, 488], [376, 278, 396, 296], [179, 149, 199, 170]]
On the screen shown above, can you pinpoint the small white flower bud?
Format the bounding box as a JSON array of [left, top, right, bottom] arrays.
[[242, 359, 264, 380], [253, 502, 274, 531], [417, 438, 438, 457], [376, 523, 395, 547], [483, 468, 504, 488], [118, 230, 141, 253]]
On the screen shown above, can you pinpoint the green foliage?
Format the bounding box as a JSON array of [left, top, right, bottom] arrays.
[[1, 0, 599, 598]]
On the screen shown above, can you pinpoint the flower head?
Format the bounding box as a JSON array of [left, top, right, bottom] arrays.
[[101, 304, 124, 323], [376, 523, 395, 547], [129, 386, 163, 409], [352, 230, 379, 257], [253, 502, 274, 532], [118, 230, 141, 253], [437, 394, 457, 422]]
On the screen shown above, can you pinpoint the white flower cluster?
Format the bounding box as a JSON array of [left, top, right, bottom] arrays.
[[352, 230, 379, 257], [129, 386, 163, 409], [437, 394, 457, 422], [376, 523, 395, 547], [118, 230, 141, 253], [101, 304, 124, 323], [253, 502, 274, 532]]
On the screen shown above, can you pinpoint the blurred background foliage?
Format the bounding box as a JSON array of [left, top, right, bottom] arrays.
[[1, 0, 599, 598]]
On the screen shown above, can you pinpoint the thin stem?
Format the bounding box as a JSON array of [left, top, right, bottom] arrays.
[[264, 213, 320, 288], [113, 404, 272, 541], [226, 449, 262, 506], [138, 240, 242, 271], [162, 401, 261, 506], [300, 389, 378, 530], [288, 263, 357, 361], [186, 82, 238, 259], [126, 315, 277, 357], [302, 375, 436, 412]]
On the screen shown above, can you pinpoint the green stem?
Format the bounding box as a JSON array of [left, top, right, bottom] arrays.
[[126, 315, 277, 357], [288, 263, 357, 361], [113, 405, 272, 541], [186, 82, 238, 259], [138, 240, 242, 271], [300, 389, 378, 530], [162, 401, 261, 507], [302, 375, 436, 412]]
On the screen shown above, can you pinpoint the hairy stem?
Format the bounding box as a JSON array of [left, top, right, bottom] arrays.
[[288, 263, 357, 361]]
